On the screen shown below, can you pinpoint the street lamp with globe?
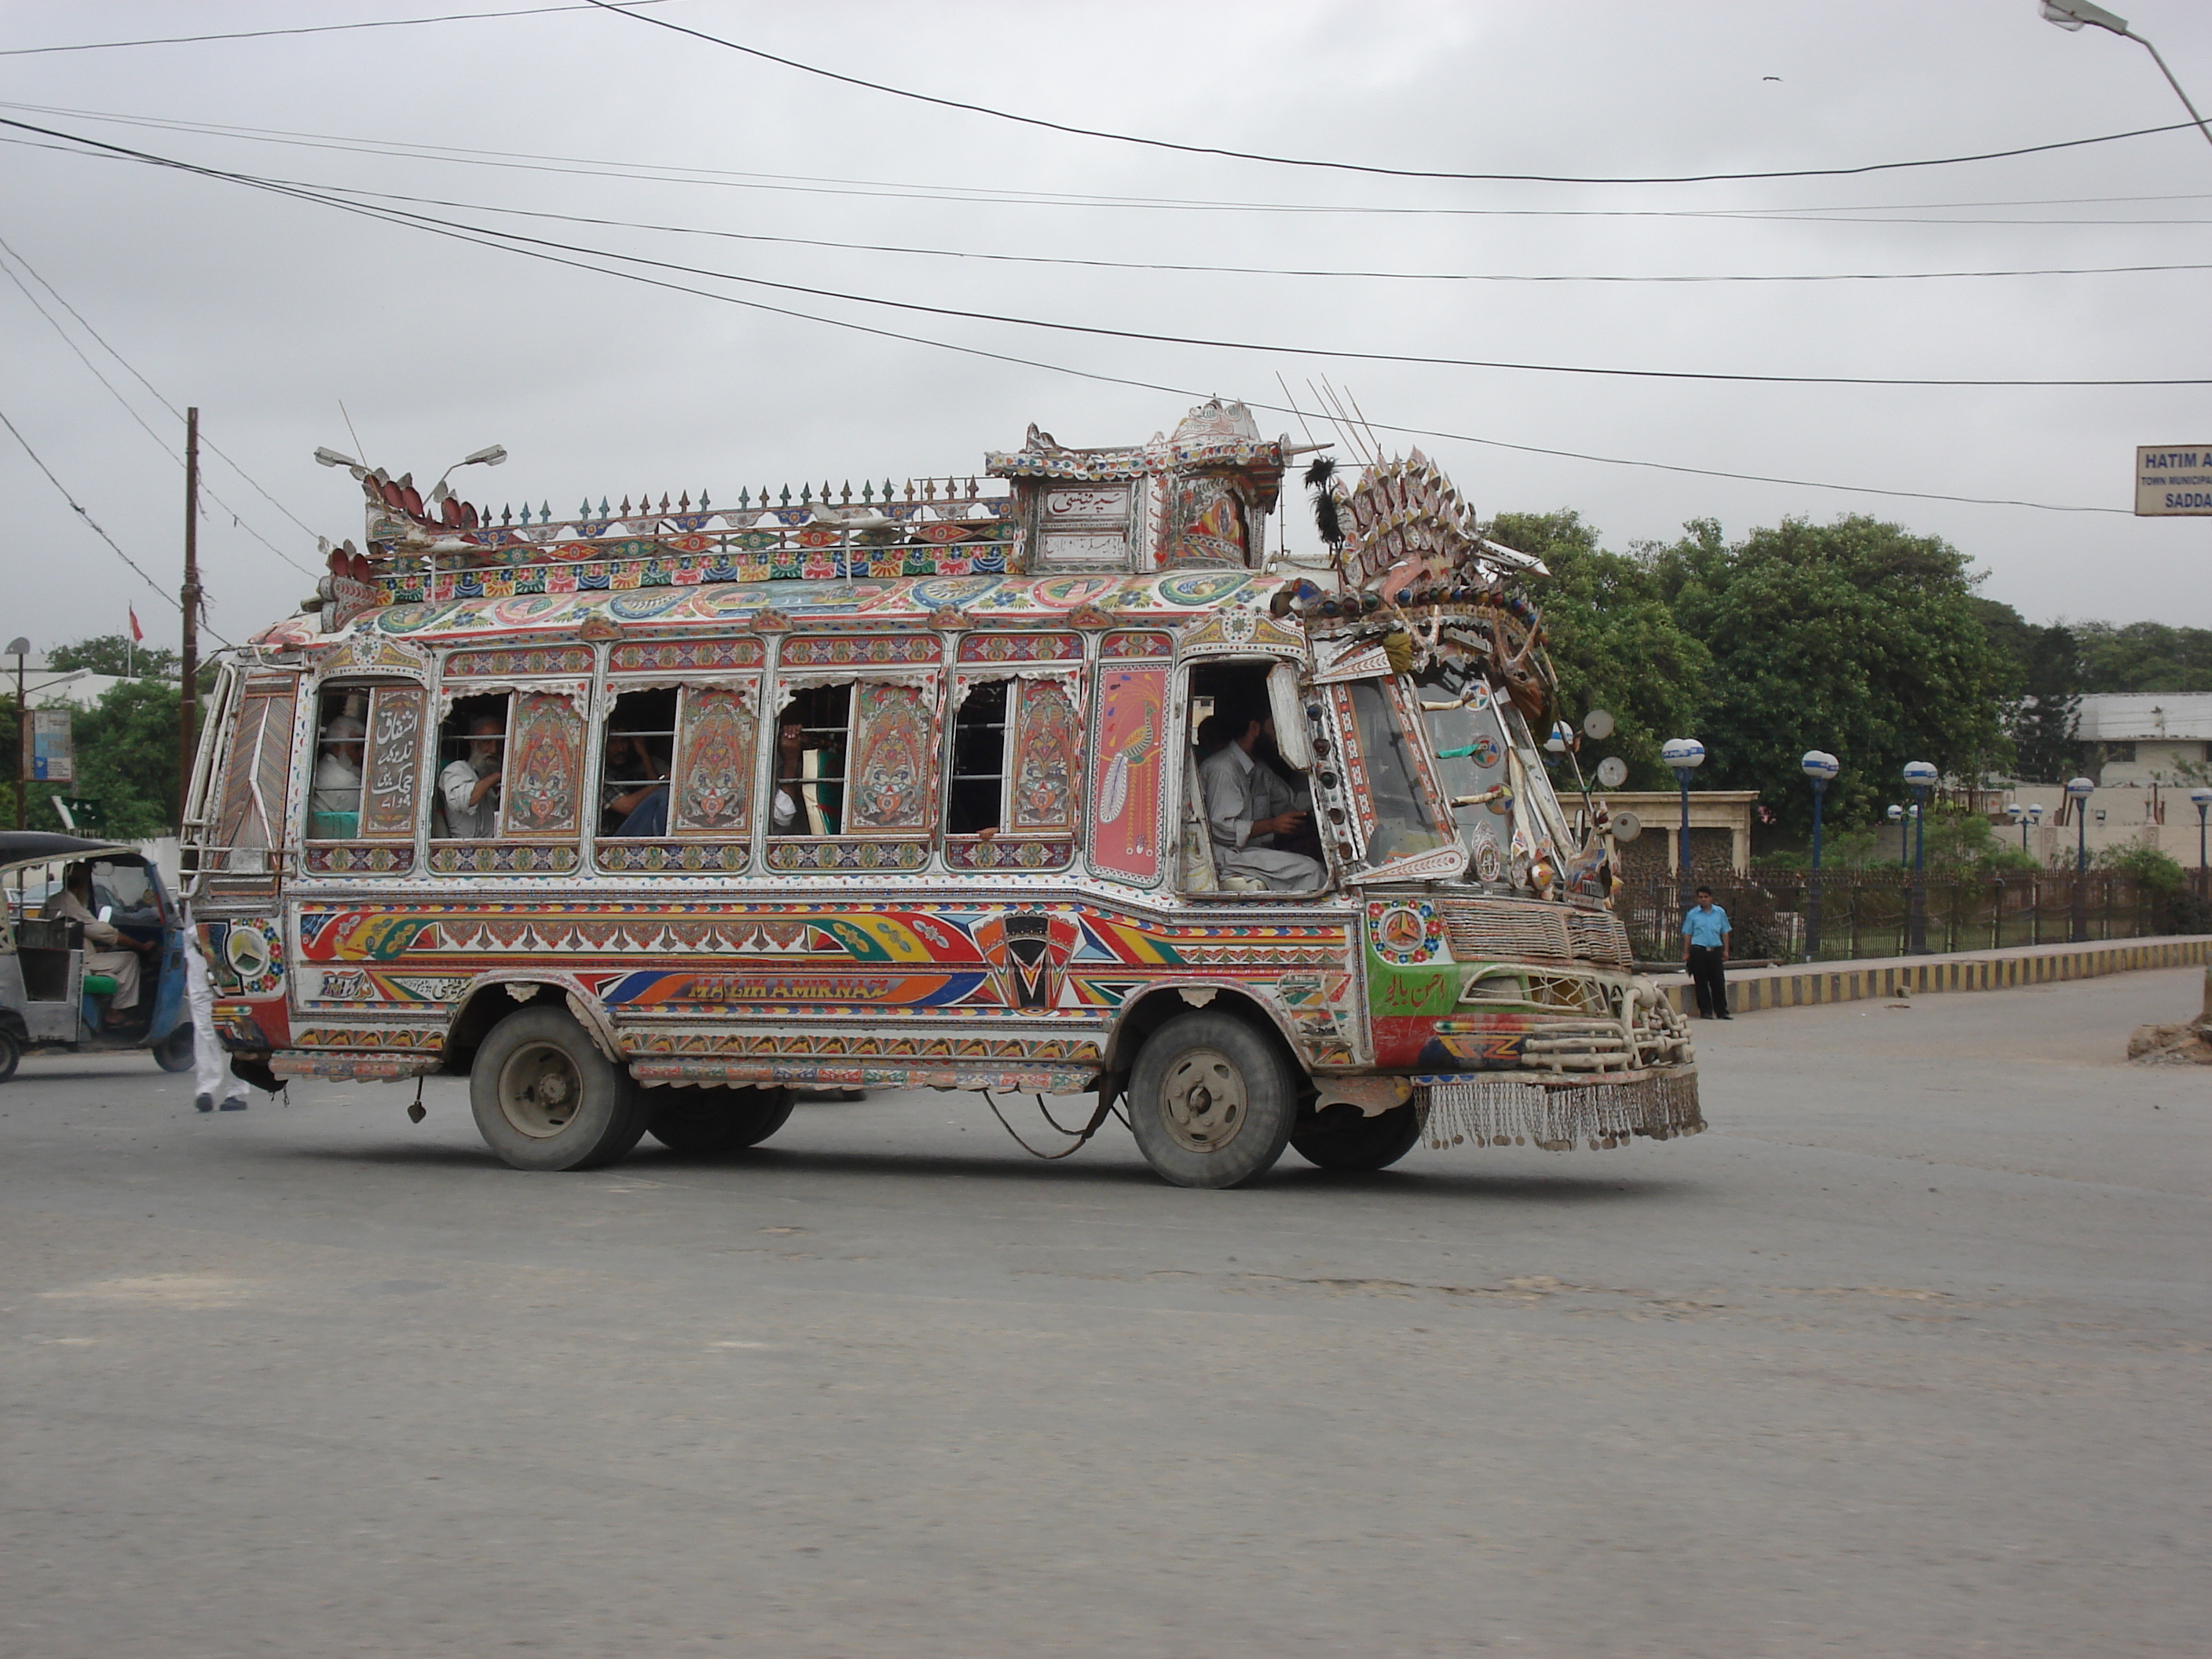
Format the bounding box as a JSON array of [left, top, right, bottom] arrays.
[[2189, 786, 2212, 903], [1661, 738, 1705, 905], [2066, 776, 2097, 941], [1903, 760, 1939, 953], [1801, 750, 1840, 961]]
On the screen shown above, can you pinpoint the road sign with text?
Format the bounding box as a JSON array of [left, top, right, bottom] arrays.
[[2135, 446, 2212, 515]]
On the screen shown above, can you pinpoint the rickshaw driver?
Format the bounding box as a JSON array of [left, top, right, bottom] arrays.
[[42, 863, 155, 1029]]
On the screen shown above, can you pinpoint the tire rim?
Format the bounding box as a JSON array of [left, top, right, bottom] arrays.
[[498, 1041, 584, 1139], [1158, 1047, 1247, 1153]]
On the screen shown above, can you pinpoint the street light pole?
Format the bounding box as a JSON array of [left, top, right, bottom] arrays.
[[6, 636, 26, 833], [1903, 760, 1938, 954], [2066, 775, 2097, 941], [1801, 750, 1839, 961], [1661, 738, 1705, 906], [2190, 786, 2212, 904], [2042, 2, 2212, 155]]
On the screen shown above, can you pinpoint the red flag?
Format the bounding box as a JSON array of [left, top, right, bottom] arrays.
[[128, 606, 143, 643]]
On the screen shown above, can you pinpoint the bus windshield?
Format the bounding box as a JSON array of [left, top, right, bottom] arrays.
[[1414, 654, 1577, 888], [1342, 679, 1456, 865]]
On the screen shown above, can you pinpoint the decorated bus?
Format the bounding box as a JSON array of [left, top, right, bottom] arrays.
[[181, 398, 1699, 1187]]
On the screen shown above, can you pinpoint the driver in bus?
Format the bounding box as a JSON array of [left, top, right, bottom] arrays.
[[1196, 709, 1323, 892], [440, 716, 504, 837]]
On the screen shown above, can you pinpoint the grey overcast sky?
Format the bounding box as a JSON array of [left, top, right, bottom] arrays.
[[2, 0, 2209, 653]]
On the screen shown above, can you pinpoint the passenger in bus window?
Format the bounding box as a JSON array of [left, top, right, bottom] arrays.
[[1196, 708, 1323, 892], [770, 716, 808, 834], [309, 715, 365, 819], [440, 716, 504, 837], [613, 744, 671, 837], [602, 731, 668, 835]]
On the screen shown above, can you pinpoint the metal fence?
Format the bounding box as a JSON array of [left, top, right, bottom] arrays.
[[1617, 869, 2205, 966]]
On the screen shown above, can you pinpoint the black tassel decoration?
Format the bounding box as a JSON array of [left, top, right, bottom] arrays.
[[1305, 456, 1343, 548]]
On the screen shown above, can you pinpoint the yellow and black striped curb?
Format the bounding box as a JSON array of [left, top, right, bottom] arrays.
[[1660, 936, 2212, 1016]]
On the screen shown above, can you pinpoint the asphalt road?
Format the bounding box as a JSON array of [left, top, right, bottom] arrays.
[[4, 969, 2207, 1658]]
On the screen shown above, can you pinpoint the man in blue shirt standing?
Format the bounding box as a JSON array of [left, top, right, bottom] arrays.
[[1682, 886, 1732, 1019]]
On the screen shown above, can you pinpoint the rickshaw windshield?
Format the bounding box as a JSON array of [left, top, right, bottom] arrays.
[[1342, 679, 1455, 864]]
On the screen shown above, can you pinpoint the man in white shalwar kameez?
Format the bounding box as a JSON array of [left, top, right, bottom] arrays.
[[1196, 712, 1323, 892]]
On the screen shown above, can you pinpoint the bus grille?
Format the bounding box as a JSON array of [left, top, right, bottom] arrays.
[[1439, 899, 1572, 965], [1566, 908, 1635, 969], [1440, 899, 1633, 969]]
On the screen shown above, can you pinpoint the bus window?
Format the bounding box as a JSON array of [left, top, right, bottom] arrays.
[[668, 685, 758, 837], [771, 684, 848, 835], [502, 690, 587, 838], [361, 686, 426, 839], [601, 687, 676, 837], [1182, 658, 1322, 893], [1344, 679, 1454, 866], [947, 680, 1007, 835], [307, 684, 425, 844], [307, 690, 367, 840], [209, 675, 296, 876], [847, 682, 934, 833], [434, 692, 510, 839], [1006, 679, 1078, 833]]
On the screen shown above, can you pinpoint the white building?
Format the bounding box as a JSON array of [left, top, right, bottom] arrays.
[[2077, 692, 2212, 787]]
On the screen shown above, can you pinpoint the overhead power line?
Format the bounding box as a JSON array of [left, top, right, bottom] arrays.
[[291, 175, 2212, 287], [0, 134, 2136, 516], [8, 101, 2211, 226], [0, 2, 665, 57], [11, 115, 2207, 391], [0, 239, 320, 576], [0, 405, 244, 640], [582, 0, 2206, 186]]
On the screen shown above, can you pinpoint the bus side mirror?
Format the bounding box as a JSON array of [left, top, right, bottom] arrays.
[[1266, 664, 1313, 771]]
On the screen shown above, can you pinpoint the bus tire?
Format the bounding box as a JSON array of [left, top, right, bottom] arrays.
[[0, 1032, 19, 1084], [469, 1006, 646, 1172], [646, 1086, 796, 1155], [152, 1026, 195, 1073], [1127, 1010, 1297, 1188], [1291, 1101, 1423, 1172]]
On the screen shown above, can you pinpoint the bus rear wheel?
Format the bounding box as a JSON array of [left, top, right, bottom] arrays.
[[646, 1086, 796, 1155], [1291, 1101, 1423, 1171], [469, 1006, 646, 1172], [1126, 1010, 1297, 1188]]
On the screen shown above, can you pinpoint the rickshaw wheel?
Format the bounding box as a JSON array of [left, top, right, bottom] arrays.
[[1291, 1101, 1423, 1171], [646, 1086, 796, 1154], [469, 1006, 646, 1172], [1126, 1010, 1297, 1188], [152, 1026, 196, 1073], [0, 1032, 19, 1084]]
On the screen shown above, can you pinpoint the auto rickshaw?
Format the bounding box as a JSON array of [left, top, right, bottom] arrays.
[[0, 832, 191, 1082]]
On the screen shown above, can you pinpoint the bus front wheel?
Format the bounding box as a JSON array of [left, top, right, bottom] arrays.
[[469, 1007, 646, 1172], [646, 1086, 796, 1155], [1127, 1010, 1297, 1188]]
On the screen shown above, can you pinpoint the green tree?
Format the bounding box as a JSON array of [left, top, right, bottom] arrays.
[[1649, 515, 2010, 835], [1, 682, 196, 838], [68, 679, 193, 838], [48, 633, 181, 681], [1490, 509, 1711, 789], [1972, 599, 2081, 783], [2074, 621, 2212, 693]]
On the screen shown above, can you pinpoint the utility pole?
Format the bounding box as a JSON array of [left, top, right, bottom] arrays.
[[180, 405, 200, 828]]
